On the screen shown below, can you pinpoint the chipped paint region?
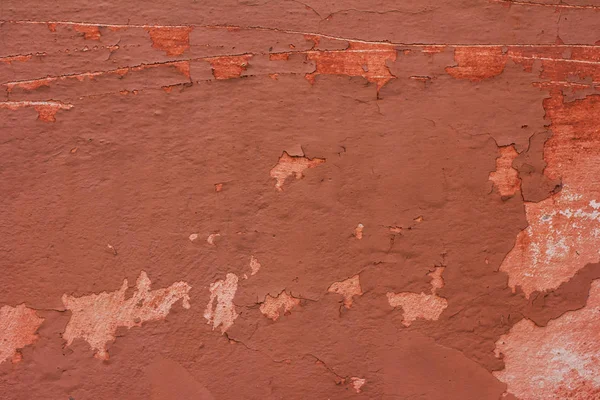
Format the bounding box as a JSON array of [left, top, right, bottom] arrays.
[[306, 42, 397, 91], [270, 151, 325, 191], [0, 101, 73, 122], [146, 27, 192, 56], [73, 25, 101, 40], [354, 223, 364, 239], [204, 273, 238, 333], [387, 266, 448, 326], [327, 275, 363, 309], [500, 94, 600, 297], [207, 233, 221, 246], [489, 145, 521, 197], [493, 279, 600, 400], [205, 55, 252, 80], [350, 377, 366, 393], [0, 305, 44, 364], [249, 256, 261, 276], [446, 47, 507, 81], [259, 291, 300, 321], [62, 271, 191, 360]]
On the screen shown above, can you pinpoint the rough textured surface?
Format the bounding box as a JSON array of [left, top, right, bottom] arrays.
[[1, 3, 600, 399]]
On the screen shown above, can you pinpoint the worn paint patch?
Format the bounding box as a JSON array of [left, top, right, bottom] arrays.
[[354, 223, 364, 239], [73, 25, 101, 40], [259, 291, 300, 321], [204, 273, 238, 333], [327, 275, 363, 309], [0, 101, 73, 122], [269, 151, 326, 191], [0, 305, 44, 364], [446, 47, 508, 81], [350, 377, 366, 393], [146, 27, 192, 56], [62, 271, 191, 360], [205, 55, 252, 80], [494, 279, 600, 399], [206, 233, 220, 246], [387, 266, 448, 326], [500, 94, 600, 297], [249, 256, 261, 276], [489, 145, 521, 197], [306, 42, 397, 91]]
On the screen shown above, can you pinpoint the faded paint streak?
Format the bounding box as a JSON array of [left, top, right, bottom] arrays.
[[146, 27, 192, 56], [327, 275, 363, 309], [62, 271, 191, 360], [306, 42, 397, 91], [500, 93, 600, 296], [205, 54, 252, 80], [489, 145, 521, 197], [494, 279, 600, 399], [269, 152, 326, 191], [259, 291, 300, 321], [0, 305, 44, 364], [204, 273, 238, 333]]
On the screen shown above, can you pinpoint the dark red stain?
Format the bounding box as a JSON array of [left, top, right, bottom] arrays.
[[146, 27, 193, 56], [205, 54, 252, 80]]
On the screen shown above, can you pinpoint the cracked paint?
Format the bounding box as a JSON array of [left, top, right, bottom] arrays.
[[494, 279, 600, 399], [62, 271, 191, 360], [204, 273, 238, 333], [269, 152, 325, 191], [0, 305, 44, 364], [259, 291, 300, 321]]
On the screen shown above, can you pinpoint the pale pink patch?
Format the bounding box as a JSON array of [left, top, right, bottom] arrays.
[[354, 224, 364, 240], [204, 273, 238, 333], [259, 291, 300, 321], [350, 377, 366, 393], [500, 94, 600, 297], [189, 233, 198, 242], [0, 305, 44, 364], [207, 233, 220, 246], [249, 256, 261, 276], [269, 152, 325, 191], [428, 266, 445, 293], [387, 267, 448, 326], [489, 145, 521, 196], [62, 271, 191, 360], [493, 279, 600, 400], [327, 275, 363, 308]]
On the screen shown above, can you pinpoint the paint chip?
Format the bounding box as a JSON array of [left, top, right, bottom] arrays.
[[207, 233, 221, 246], [327, 275, 363, 308], [270, 152, 326, 191], [189, 233, 199, 242], [62, 271, 191, 360], [0, 305, 44, 364], [350, 377, 366, 393], [259, 291, 300, 321], [354, 224, 364, 239], [489, 145, 521, 197], [493, 279, 600, 400], [146, 27, 192, 56], [204, 273, 238, 333], [249, 256, 261, 276]]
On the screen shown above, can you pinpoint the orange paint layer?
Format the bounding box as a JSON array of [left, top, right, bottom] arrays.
[[0, 305, 44, 364], [205, 54, 252, 80], [494, 279, 600, 399], [306, 42, 397, 91], [0, 101, 73, 122], [146, 27, 192, 56], [269, 151, 326, 191], [327, 275, 363, 309], [0, 55, 32, 64], [446, 47, 508, 81], [489, 145, 521, 197], [500, 93, 600, 297], [73, 25, 101, 40], [62, 271, 191, 360], [269, 53, 290, 61]]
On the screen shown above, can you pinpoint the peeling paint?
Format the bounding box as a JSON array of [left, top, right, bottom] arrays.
[[489, 145, 521, 197], [205, 54, 252, 80], [446, 47, 507, 81], [204, 273, 238, 333], [327, 275, 363, 309], [494, 279, 600, 399], [0, 305, 44, 364], [269, 152, 325, 191], [62, 271, 191, 360], [350, 377, 366, 393], [249, 256, 261, 276], [354, 223, 364, 239], [146, 27, 192, 56], [0, 101, 73, 122], [259, 291, 300, 321], [73, 25, 101, 40]]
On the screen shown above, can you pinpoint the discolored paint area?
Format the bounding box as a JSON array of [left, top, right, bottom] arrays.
[[1, 3, 600, 399]]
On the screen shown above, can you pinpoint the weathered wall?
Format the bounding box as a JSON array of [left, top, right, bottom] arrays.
[[1, 2, 600, 399]]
